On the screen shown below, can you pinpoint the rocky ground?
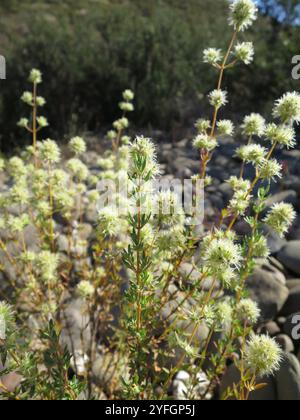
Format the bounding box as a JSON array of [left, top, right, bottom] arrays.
[[1, 132, 300, 400]]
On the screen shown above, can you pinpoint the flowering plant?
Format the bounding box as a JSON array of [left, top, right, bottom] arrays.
[[0, 0, 298, 401]]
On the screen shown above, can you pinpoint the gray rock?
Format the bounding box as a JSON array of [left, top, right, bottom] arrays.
[[260, 321, 281, 337], [171, 157, 198, 178], [92, 352, 128, 390], [172, 370, 211, 400], [0, 372, 23, 393], [265, 190, 297, 208], [262, 226, 286, 254], [57, 234, 70, 253], [286, 279, 300, 290], [281, 286, 300, 316], [246, 266, 289, 322], [275, 334, 295, 353], [61, 298, 91, 353], [218, 183, 233, 200], [277, 316, 287, 327], [277, 241, 300, 276], [268, 257, 286, 273], [276, 353, 300, 400]]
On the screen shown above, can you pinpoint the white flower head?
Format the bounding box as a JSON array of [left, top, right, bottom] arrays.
[[229, 0, 258, 32], [119, 102, 134, 112], [227, 176, 250, 192], [77, 281, 95, 299], [29, 69, 42, 84], [217, 120, 235, 136], [69, 137, 87, 156], [195, 119, 211, 133], [21, 91, 33, 106], [229, 190, 251, 215], [129, 136, 159, 179], [273, 92, 300, 124], [192, 134, 218, 151], [264, 202, 296, 238], [208, 90, 228, 109], [113, 117, 129, 131], [37, 116, 49, 128], [123, 89, 134, 102], [259, 158, 282, 181], [214, 301, 233, 328], [203, 48, 223, 65], [235, 42, 254, 64], [36, 96, 46, 107], [236, 299, 261, 325], [265, 123, 296, 149], [36, 251, 60, 285], [18, 118, 29, 129], [202, 237, 242, 273], [236, 144, 267, 165], [8, 157, 27, 178], [67, 158, 89, 181], [252, 235, 270, 259], [245, 334, 282, 376], [97, 206, 120, 237], [241, 113, 266, 137], [40, 139, 61, 164]]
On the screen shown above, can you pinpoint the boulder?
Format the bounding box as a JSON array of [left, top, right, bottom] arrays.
[[277, 241, 300, 276], [276, 353, 300, 400], [281, 286, 300, 317], [246, 266, 289, 322], [265, 190, 297, 208], [274, 334, 295, 353]]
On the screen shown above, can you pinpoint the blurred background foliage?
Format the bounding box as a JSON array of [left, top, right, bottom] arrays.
[[0, 0, 299, 150]]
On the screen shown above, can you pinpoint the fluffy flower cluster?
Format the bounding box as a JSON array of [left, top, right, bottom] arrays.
[[229, 0, 258, 32], [40, 139, 61, 164], [203, 48, 223, 65], [77, 280, 95, 299], [264, 202, 296, 237], [29, 69, 42, 84], [208, 90, 228, 109], [236, 299, 260, 325], [234, 42, 254, 64], [192, 134, 218, 151], [259, 158, 282, 181], [265, 123, 296, 149], [245, 334, 282, 376], [97, 207, 120, 237], [69, 137, 87, 156], [229, 190, 251, 215], [273, 92, 300, 124], [241, 113, 266, 137], [227, 176, 250, 192], [36, 251, 60, 285], [129, 136, 160, 179], [217, 120, 235, 136], [195, 119, 211, 133], [236, 144, 266, 165], [202, 235, 242, 285]]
